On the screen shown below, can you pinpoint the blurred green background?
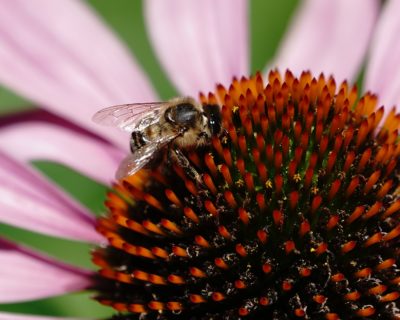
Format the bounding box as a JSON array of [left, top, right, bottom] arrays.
[[0, 1, 298, 318]]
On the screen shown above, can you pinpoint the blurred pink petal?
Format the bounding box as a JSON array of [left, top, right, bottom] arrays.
[[0, 122, 125, 184], [145, 0, 248, 96], [364, 0, 400, 111], [0, 313, 84, 320], [0, 152, 103, 243], [0, 238, 93, 303], [0, 0, 157, 149], [271, 0, 378, 83]]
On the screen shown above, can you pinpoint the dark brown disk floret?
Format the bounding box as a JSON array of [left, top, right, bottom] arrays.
[[92, 70, 400, 319]]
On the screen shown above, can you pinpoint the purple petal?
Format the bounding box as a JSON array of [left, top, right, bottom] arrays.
[[0, 121, 125, 184], [0, 151, 103, 243], [0, 313, 85, 320], [0, 0, 157, 149], [0, 108, 106, 142], [0, 238, 93, 303], [145, 0, 248, 96], [271, 0, 379, 83], [364, 0, 400, 111]]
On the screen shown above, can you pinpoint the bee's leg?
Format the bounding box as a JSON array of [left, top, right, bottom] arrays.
[[169, 147, 203, 185]]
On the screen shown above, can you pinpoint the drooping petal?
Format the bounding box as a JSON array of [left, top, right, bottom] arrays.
[[271, 0, 379, 83], [145, 0, 248, 96], [0, 121, 125, 184], [0, 107, 96, 136], [0, 238, 93, 303], [0, 151, 103, 243], [0, 313, 84, 320], [364, 0, 400, 111], [0, 0, 157, 149]]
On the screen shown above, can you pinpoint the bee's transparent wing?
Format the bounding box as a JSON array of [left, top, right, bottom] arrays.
[[115, 131, 179, 179], [92, 102, 166, 132]]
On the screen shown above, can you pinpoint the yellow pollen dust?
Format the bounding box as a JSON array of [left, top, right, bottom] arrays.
[[293, 174, 302, 183], [235, 179, 244, 187], [311, 187, 319, 195]]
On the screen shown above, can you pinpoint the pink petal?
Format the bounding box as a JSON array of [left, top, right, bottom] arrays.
[[0, 151, 103, 243], [364, 0, 400, 111], [0, 238, 93, 303], [0, 313, 84, 320], [271, 0, 379, 84], [0, 122, 125, 184], [145, 0, 248, 96], [0, 0, 157, 149]]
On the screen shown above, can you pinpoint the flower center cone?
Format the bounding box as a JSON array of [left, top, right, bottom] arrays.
[[92, 70, 400, 319]]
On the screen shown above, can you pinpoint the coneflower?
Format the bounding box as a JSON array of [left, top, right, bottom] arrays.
[[92, 70, 400, 319]]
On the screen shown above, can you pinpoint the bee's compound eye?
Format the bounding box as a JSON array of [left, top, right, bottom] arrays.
[[174, 103, 198, 126], [204, 104, 221, 135], [209, 117, 221, 136]]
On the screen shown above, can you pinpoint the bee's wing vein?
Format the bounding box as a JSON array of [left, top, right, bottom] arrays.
[[92, 102, 165, 132]]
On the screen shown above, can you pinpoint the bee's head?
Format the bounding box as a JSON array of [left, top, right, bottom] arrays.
[[173, 100, 221, 148]]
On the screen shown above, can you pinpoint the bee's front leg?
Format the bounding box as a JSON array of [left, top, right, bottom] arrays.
[[168, 147, 203, 185]]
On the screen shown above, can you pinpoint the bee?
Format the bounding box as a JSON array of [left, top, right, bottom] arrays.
[[92, 97, 221, 179]]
